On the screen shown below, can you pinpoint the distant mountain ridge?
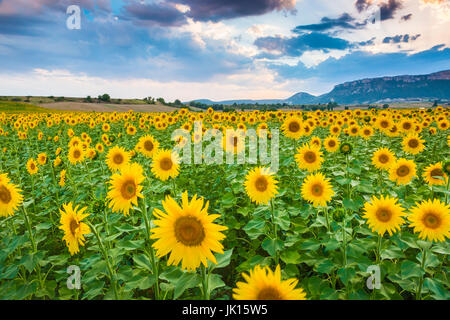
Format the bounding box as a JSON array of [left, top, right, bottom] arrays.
[[187, 70, 450, 105]]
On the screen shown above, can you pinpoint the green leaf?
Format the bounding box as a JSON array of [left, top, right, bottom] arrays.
[[173, 272, 201, 299], [423, 278, 449, 300], [337, 267, 356, 286], [243, 218, 266, 240], [207, 273, 226, 295], [262, 238, 284, 257], [116, 239, 145, 251], [209, 249, 233, 269], [280, 249, 301, 264], [133, 254, 152, 272], [315, 259, 335, 274], [400, 261, 424, 279], [299, 239, 321, 251]]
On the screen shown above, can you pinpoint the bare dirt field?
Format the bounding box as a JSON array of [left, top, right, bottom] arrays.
[[37, 102, 180, 113]]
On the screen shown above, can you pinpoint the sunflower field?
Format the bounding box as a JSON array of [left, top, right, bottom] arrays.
[[0, 107, 449, 300]]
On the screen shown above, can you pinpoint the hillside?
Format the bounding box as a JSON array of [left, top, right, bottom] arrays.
[[189, 70, 450, 106]]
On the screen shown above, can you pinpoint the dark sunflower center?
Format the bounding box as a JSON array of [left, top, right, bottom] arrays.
[[422, 212, 441, 229], [232, 136, 239, 147], [328, 140, 336, 147], [120, 179, 136, 200], [311, 183, 323, 196], [376, 208, 392, 222], [430, 168, 444, 178], [288, 121, 300, 133], [408, 139, 419, 148], [403, 123, 411, 130], [396, 165, 410, 177], [30, 163, 36, 170], [0, 185, 12, 204], [351, 128, 357, 133], [73, 150, 81, 159], [304, 151, 317, 164], [69, 219, 80, 236], [174, 216, 205, 246], [257, 286, 282, 300], [160, 157, 173, 171], [255, 176, 268, 192], [379, 154, 389, 164], [380, 121, 389, 128], [113, 153, 124, 164], [364, 130, 371, 135]]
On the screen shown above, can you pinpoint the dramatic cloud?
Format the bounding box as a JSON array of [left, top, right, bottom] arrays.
[[254, 32, 352, 56], [271, 45, 450, 86], [292, 13, 361, 32], [123, 2, 187, 27], [382, 34, 421, 43], [355, 0, 403, 21], [171, 0, 297, 22]]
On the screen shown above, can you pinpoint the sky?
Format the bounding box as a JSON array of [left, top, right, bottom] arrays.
[[0, 0, 449, 101]]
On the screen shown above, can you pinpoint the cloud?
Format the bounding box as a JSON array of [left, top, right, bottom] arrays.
[[170, 0, 297, 22], [122, 1, 187, 27], [355, 0, 403, 21], [382, 34, 421, 43], [270, 45, 450, 89], [401, 13, 412, 21], [292, 13, 361, 32], [254, 32, 352, 56]]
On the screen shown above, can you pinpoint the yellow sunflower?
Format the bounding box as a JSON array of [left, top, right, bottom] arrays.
[[106, 145, 130, 172], [301, 172, 334, 207], [389, 158, 416, 185], [295, 143, 324, 172], [402, 134, 425, 155], [59, 169, 66, 187], [223, 129, 246, 154], [422, 162, 448, 186], [244, 167, 278, 205], [68, 146, 85, 165], [282, 116, 303, 139], [107, 162, 145, 216], [324, 136, 340, 152], [233, 265, 307, 300], [150, 191, 227, 271], [372, 147, 396, 170], [26, 158, 39, 175], [0, 177, 23, 217], [59, 202, 90, 255], [137, 134, 159, 158], [37, 152, 47, 165], [408, 199, 450, 242], [151, 149, 180, 181], [362, 195, 406, 236]]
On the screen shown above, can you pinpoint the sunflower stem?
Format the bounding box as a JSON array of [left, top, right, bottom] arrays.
[[445, 178, 450, 204], [324, 206, 330, 233], [88, 221, 119, 300], [376, 234, 382, 265], [201, 264, 210, 300], [416, 247, 427, 300], [342, 212, 347, 267], [140, 198, 160, 300], [22, 206, 44, 291], [270, 198, 280, 265]]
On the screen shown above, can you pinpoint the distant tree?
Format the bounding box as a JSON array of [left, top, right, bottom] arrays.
[[157, 97, 165, 104], [85, 95, 92, 102], [174, 99, 182, 106], [432, 100, 439, 107], [102, 94, 111, 102], [383, 103, 389, 109]]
